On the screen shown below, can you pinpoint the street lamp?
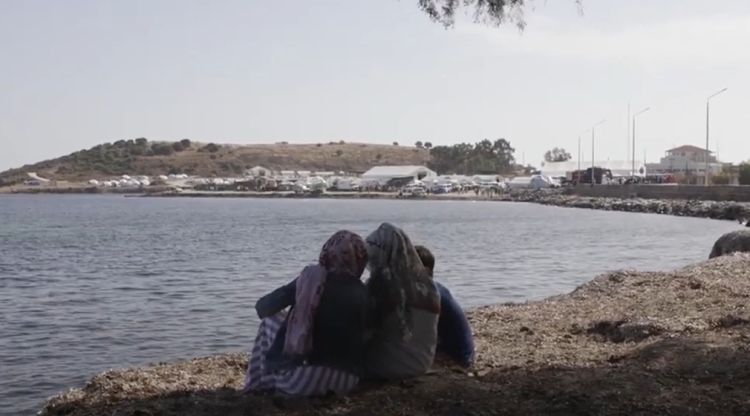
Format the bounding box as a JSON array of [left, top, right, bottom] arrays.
[[632, 107, 650, 177], [577, 128, 590, 175], [591, 119, 606, 185], [705, 88, 727, 185]]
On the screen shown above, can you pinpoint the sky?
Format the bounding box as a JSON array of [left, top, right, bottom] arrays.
[[2, 0, 750, 171]]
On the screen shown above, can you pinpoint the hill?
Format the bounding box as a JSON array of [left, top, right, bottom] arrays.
[[0, 139, 431, 184]]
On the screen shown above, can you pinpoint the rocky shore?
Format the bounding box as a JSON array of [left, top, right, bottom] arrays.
[[40, 254, 750, 416], [502, 189, 750, 222]]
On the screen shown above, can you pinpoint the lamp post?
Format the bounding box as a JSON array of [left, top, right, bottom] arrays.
[[705, 88, 727, 185], [591, 119, 606, 185], [577, 129, 590, 175], [632, 107, 650, 177]]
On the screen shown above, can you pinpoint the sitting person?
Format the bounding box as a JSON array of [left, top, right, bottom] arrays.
[[414, 245, 475, 368], [244, 230, 369, 396], [362, 223, 441, 380]]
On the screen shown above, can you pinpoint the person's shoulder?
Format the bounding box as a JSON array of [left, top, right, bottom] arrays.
[[435, 281, 454, 299]]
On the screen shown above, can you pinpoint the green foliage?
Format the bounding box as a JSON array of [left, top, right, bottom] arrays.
[[171, 142, 184, 152], [424, 142, 433, 149], [180, 139, 191, 148], [152, 143, 175, 156], [415, 141, 424, 148], [544, 147, 572, 163], [135, 138, 148, 146], [202, 143, 221, 153], [393, 142, 399, 146], [739, 163, 750, 185], [428, 138, 516, 175], [711, 172, 730, 185]]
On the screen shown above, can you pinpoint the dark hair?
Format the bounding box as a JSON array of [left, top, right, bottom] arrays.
[[414, 245, 435, 273]]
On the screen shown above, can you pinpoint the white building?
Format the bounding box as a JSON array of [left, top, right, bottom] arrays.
[[361, 165, 437, 184], [541, 160, 646, 178], [645, 145, 723, 181], [247, 165, 272, 177]]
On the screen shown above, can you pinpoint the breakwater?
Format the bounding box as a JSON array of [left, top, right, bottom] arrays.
[[505, 190, 750, 222]]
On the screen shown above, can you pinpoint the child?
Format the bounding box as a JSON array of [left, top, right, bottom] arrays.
[[414, 245, 475, 368]]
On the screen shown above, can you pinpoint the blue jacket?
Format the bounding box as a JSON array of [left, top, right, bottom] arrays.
[[435, 282, 475, 368], [255, 273, 369, 375]]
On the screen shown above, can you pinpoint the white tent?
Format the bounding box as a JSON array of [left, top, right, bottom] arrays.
[[361, 165, 437, 184]]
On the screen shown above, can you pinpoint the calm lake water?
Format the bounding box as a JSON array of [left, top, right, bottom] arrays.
[[0, 195, 740, 414]]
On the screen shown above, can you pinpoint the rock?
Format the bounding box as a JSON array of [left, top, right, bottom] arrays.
[[501, 189, 750, 222], [708, 230, 750, 259]]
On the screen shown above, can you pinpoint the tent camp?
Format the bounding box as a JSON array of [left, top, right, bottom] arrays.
[[361, 165, 437, 185]]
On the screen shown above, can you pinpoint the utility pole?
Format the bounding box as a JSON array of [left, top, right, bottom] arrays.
[[626, 102, 630, 164], [705, 88, 728, 185]]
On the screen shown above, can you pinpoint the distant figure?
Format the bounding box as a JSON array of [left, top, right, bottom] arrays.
[[414, 245, 475, 368], [245, 230, 369, 396], [708, 229, 750, 259], [363, 223, 440, 380]]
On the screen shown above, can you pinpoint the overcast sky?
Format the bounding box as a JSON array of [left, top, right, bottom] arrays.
[[2, 0, 749, 171]]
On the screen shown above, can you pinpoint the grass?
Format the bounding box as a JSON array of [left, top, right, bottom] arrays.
[[40, 254, 750, 416], [0, 140, 431, 184]]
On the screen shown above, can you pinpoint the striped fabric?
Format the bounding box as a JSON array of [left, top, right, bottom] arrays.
[[244, 312, 359, 396]]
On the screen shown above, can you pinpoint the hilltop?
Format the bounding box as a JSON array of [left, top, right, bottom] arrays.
[[0, 139, 431, 184]]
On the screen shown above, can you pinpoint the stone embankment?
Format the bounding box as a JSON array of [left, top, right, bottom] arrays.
[[40, 254, 750, 416], [503, 189, 750, 221]]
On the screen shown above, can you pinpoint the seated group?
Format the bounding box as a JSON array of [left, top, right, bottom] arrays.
[[244, 222, 475, 396]]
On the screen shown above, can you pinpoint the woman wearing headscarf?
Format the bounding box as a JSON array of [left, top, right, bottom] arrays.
[[244, 230, 369, 396], [363, 222, 441, 380]]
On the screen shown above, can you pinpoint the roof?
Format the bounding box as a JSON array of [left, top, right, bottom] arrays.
[[362, 165, 434, 178], [667, 145, 712, 153]]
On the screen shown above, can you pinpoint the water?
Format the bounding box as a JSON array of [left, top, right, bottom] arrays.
[[0, 195, 740, 415]]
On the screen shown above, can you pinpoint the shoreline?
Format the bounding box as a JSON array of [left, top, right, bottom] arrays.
[[39, 254, 750, 416], [5, 187, 749, 222]]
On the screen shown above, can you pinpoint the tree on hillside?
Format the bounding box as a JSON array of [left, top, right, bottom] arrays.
[[135, 138, 148, 146], [428, 138, 515, 175], [417, 0, 582, 29], [415, 141, 424, 148], [424, 142, 433, 149], [544, 147, 573, 163]]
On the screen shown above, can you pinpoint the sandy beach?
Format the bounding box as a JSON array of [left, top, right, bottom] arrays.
[[39, 254, 750, 416]]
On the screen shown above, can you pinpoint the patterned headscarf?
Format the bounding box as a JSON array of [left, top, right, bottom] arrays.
[[365, 223, 440, 342], [284, 230, 368, 356]]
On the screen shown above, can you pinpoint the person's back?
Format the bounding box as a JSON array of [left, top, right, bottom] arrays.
[[434, 282, 474, 367], [414, 245, 475, 368], [307, 274, 368, 373], [363, 288, 439, 379], [265, 273, 368, 375], [246, 229, 371, 396], [362, 223, 440, 380]]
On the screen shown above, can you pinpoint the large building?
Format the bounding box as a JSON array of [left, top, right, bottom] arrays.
[[361, 165, 436, 184], [645, 145, 724, 183]]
